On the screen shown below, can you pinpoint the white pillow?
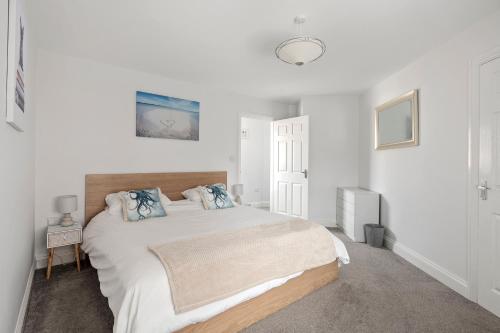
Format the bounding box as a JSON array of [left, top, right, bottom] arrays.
[[181, 187, 203, 202], [159, 191, 172, 206], [169, 199, 199, 206], [164, 199, 205, 213], [105, 188, 171, 216], [105, 191, 126, 216]]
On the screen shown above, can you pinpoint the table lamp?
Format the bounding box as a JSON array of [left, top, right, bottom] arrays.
[[57, 195, 77, 226], [232, 184, 244, 205]]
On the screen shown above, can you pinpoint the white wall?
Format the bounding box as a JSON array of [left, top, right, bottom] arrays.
[[300, 95, 359, 226], [0, 0, 36, 331], [358, 10, 500, 297], [240, 116, 271, 205], [33, 50, 290, 264]]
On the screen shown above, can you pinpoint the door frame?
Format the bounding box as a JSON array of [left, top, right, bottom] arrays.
[[237, 112, 273, 203], [467, 46, 500, 302]]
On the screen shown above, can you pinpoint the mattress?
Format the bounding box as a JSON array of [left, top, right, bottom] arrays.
[[82, 202, 349, 333]]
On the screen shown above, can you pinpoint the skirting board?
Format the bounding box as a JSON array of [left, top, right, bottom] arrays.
[[384, 236, 469, 298], [15, 262, 35, 333]]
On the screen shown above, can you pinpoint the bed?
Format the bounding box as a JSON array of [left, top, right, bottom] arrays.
[[82, 171, 349, 333]]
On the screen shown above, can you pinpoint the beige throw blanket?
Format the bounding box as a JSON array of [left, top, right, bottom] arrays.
[[149, 219, 337, 313]]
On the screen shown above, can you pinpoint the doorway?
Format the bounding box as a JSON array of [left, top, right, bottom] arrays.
[[238, 114, 310, 218], [239, 115, 272, 209]]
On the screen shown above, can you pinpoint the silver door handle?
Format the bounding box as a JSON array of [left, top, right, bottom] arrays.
[[477, 181, 490, 200], [301, 169, 308, 179]]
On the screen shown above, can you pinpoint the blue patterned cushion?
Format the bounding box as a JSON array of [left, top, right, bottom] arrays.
[[120, 188, 167, 221], [199, 184, 234, 210]]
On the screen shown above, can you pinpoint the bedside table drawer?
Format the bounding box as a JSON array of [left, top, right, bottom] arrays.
[[47, 229, 82, 248]]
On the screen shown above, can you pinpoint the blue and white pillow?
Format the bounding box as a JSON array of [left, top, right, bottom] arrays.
[[199, 184, 234, 210], [120, 188, 167, 222]]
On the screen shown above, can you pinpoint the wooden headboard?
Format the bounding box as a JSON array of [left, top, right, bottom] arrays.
[[84, 171, 227, 225]]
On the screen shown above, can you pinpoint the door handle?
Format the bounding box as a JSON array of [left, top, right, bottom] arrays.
[[301, 169, 308, 179], [477, 181, 490, 200]]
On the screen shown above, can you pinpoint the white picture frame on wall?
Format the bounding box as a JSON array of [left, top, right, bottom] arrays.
[[374, 89, 419, 150], [5, 0, 27, 132]]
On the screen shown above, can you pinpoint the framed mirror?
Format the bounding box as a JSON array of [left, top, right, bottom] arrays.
[[375, 90, 419, 150]]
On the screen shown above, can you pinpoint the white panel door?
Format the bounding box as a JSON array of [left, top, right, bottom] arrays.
[[271, 116, 309, 218], [478, 56, 500, 317]]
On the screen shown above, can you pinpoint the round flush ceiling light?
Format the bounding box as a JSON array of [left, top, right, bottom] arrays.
[[275, 16, 326, 66]]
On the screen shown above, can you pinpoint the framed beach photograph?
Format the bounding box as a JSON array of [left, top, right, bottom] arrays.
[[6, 0, 27, 131], [136, 91, 200, 141]]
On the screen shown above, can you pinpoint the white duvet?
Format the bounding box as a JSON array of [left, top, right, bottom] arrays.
[[82, 202, 349, 333]]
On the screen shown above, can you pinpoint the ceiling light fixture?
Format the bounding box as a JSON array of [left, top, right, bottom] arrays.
[[275, 16, 326, 66]]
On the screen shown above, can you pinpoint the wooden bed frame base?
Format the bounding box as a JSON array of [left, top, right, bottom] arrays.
[[177, 261, 339, 333]]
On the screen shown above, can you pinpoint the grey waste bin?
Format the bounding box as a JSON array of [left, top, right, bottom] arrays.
[[364, 224, 385, 248]]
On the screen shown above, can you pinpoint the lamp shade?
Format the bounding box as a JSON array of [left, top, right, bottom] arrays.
[[275, 37, 326, 66], [232, 184, 244, 196], [275, 16, 326, 66], [57, 195, 77, 214]]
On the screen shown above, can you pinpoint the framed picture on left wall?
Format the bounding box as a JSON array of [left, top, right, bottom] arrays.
[[5, 0, 27, 131]]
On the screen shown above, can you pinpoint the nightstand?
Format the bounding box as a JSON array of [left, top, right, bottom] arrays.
[[46, 224, 82, 279]]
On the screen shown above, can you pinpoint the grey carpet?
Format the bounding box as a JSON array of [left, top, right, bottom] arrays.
[[23, 230, 500, 333], [23, 260, 113, 333]]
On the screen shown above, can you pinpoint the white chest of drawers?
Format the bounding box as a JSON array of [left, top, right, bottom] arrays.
[[336, 187, 380, 242]]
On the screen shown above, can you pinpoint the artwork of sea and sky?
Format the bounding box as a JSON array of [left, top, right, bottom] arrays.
[[136, 91, 200, 140]]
